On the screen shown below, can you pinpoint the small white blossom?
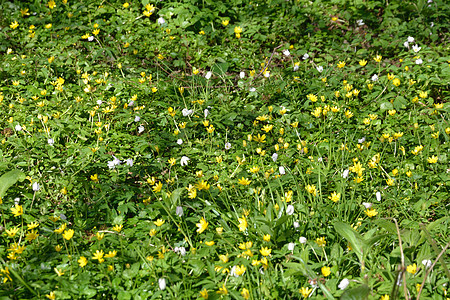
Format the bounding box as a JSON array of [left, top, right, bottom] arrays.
[[263, 71, 270, 78], [302, 53, 309, 60], [404, 41, 409, 48], [158, 278, 166, 290], [376, 191, 381, 201], [356, 19, 365, 26], [48, 138, 54, 145], [407, 36, 415, 43], [412, 44, 421, 53], [299, 237, 307, 244], [371, 74, 379, 81], [32, 182, 40, 191], [362, 202, 372, 209], [107, 156, 121, 169], [415, 58, 423, 64], [293, 221, 300, 228], [239, 71, 245, 78], [138, 125, 144, 133], [287, 242, 295, 251], [286, 205, 294, 215], [134, 116, 141, 122], [182, 108, 193, 117], [430, 22, 434, 27], [157, 17, 166, 25], [180, 156, 190, 166], [338, 278, 350, 290], [272, 153, 278, 162], [176, 206, 184, 217], [15, 125, 22, 131], [358, 137, 366, 144], [204, 109, 210, 118], [97, 100, 103, 105], [88, 36, 94, 41], [249, 87, 256, 92], [174, 246, 186, 256], [125, 159, 133, 167], [342, 169, 349, 178], [14, 198, 20, 205], [177, 139, 183, 145], [279, 166, 286, 175], [225, 142, 231, 150], [283, 49, 290, 56], [205, 71, 212, 79], [316, 66, 323, 73], [422, 259, 432, 268]]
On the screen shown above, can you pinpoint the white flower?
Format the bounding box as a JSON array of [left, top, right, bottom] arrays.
[[14, 198, 20, 205], [182, 108, 193, 117], [293, 64, 299, 71], [134, 116, 141, 122], [407, 36, 415, 43], [356, 19, 365, 26], [174, 246, 186, 256], [107, 156, 121, 169], [404, 41, 409, 48], [342, 169, 349, 178], [362, 202, 372, 209], [157, 17, 165, 25], [283, 49, 290, 56], [32, 182, 40, 191], [286, 205, 294, 215], [338, 278, 350, 290], [176, 206, 184, 217], [272, 153, 278, 162], [128, 101, 134, 107], [316, 66, 323, 73], [239, 71, 245, 78], [15, 125, 22, 131], [371, 74, 379, 82], [287, 243, 295, 251], [125, 159, 133, 167], [279, 166, 286, 175], [205, 71, 212, 79], [422, 259, 432, 268], [158, 278, 166, 290], [302, 53, 309, 60], [249, 87, 256, 92], [88, 36, 94, 41], [263, 71, 270, 78], [48, 138, 54, 145], [225, 142, 231, 150], [177, 139, 183, 145], [138, 125, 144, 133], [358, 137, 366, 144], [180, 156, 190, 166], [412, 44, 421, 53], [299, 237, 307, 244], [97, 100, 103, 105], [204, 109, 210, 118], [430, 22, 434, 27], [376, 191, 381, 201], [293, 221, 300, 228], [415, 58, 423, 64]]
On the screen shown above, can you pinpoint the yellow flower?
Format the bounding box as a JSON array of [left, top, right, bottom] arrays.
[[305, 184, 317, 196], [217, 284, 228, 295], [329, 192, 340, 203], [406, 263, 417, 274], [196, 217, 208, 234], [112, 224, 123, 232], [427, 155, 438, 164], [10, 21, 19, 29], [200, 288, 209, 299], [392, 78, 400, 86], [90, 174, 99, 182], [300, 287, 312, 298], [241, 288, 250, 299], [238, 177, 251, 185], [6, 227, 20, 238], [263, 234, 271, 242], [316, 237, 326, 247], [419, 91, 428, 98], [380, 295, 390, 300], [104, 250, 117, 258], [195, 180, 210, 191], [92, 29, 100, 35], [154, 219, 165, 227], [48, 0, 56, 9], [321, 266, 331, 277], [26, 230, 39, 241], [62, 229, 74, 240], [96, 232, 104, 241], [373, 55, 382, 62], [234, 26, 242, 34], [54, 267, 64, 276], [205, 241, 215, 246], [92, 249, 105, 263], [365, 208, 378, 218], [238, 216, 248, 232], [123, 2, 129, 8], [11, 204, 24, 217], [153, 182, 163, 192], [234, 265, 246, 276], [78, 256, 88, 267], [45, 23, 52, 29], [222, 20, 229, 26], [46, 292, 56, 300], [260, 247, 272, 256], [337, 61, 346, 68], [359, 59, 367, 66], [55, 244, 62, 252]]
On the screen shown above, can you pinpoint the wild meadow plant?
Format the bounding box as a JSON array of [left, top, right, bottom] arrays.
[[0, 0, 448, 298]]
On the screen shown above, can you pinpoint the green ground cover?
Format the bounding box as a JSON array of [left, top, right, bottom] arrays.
[[0, 0, 449, 299]]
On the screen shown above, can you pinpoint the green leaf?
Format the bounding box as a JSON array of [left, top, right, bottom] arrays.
[[0, 169, 25, 197], [333, 221, 364, 263], [340, 284, 370, 300], [380, 102, 393, 111]]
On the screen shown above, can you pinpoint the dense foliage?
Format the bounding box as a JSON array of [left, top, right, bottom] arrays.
[[0, 0, 449, 299]]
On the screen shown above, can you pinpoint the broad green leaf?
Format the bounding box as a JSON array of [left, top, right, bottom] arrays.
[[340, 284, 370, 300], [334, 221, 364, 263], [0, 170, 25, 197]]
